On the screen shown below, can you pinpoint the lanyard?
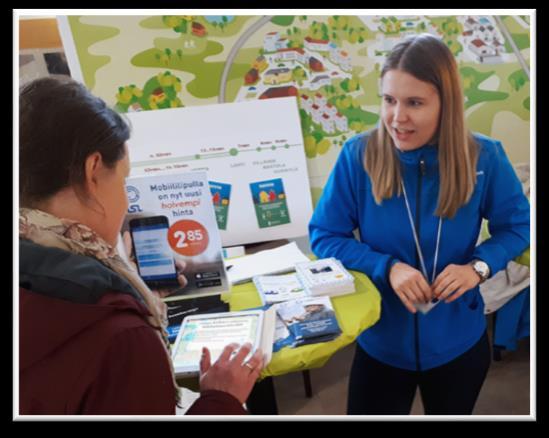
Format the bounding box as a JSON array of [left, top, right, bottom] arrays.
[[400, 180, 442, 284]]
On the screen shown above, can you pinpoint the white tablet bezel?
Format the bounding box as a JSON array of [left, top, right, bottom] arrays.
[[171, 310, 264, 376]]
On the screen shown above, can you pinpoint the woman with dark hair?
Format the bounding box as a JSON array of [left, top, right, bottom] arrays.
[[309, 34, 530, 414], [19, 76, 263, 415]]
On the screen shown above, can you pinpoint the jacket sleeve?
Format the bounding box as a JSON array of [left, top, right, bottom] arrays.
[[82, 326, 249, 416], [309, 139, 397, 291], [81, 326, 177, 415], [186, 390, 248, 415], [472, 140, 530, 276]]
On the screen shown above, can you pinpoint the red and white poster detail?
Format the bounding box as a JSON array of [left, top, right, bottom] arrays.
[[121, 171, 228, 301]]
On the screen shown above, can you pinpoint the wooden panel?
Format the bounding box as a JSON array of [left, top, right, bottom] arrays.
[[19, 19, 62, 49]]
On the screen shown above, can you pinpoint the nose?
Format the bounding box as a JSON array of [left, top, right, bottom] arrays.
[[393, 103, 408, 123]]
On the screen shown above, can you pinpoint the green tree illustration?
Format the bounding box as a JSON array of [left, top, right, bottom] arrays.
[[509, 69, 528, 91], [292, 66, 307, 86]]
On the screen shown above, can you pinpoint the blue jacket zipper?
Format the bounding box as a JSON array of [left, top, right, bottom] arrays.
[[414, 159, 426, 371]]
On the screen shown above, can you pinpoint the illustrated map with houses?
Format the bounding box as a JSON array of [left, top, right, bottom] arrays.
[[60, 15, 530, 204]]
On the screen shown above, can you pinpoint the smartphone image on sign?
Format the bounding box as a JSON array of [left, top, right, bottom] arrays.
[[129, 215, 180, 289]]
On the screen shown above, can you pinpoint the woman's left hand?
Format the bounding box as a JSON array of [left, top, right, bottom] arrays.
[[122, 231, 188, 298], [432, 264, 481, 303]]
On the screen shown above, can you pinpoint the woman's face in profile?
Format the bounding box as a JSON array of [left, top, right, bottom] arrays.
[[381, 69, 441, 152], [95, 143, 131, 246]]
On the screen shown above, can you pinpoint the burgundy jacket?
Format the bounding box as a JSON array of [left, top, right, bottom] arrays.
[[19, 239, 247, 415]]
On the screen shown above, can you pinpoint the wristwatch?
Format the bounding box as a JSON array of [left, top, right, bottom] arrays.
[[470, 259, 490, 283]]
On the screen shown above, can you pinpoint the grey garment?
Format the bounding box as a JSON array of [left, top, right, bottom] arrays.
[[480, 261, 530, 314], [19, 239, 144, 305], [479, 162, 530, 314]]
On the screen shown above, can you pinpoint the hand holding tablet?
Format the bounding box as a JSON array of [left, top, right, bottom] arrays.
[[199, 342, 264, 405], [171, 309, 276, 406], [171, 311, 266, 375]]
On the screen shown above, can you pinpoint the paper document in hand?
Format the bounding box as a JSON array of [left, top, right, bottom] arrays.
[[226, 242, 309, 285], [414, 300, 440, 314]]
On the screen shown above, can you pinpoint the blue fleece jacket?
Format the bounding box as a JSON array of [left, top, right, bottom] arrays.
[[309, 131, 530, 371]]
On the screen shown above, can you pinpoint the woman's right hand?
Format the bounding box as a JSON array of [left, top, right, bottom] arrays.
[[389, 262, 432, 313], [199, 343, 264, 405]]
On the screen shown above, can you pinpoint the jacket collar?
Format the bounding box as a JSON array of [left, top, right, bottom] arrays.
[[395, 143, 439, 165], [19, 239, 143, 305]]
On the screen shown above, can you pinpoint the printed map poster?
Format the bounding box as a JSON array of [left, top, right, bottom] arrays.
[[120, 96, 313, 247], [57, 14, 531, 206]]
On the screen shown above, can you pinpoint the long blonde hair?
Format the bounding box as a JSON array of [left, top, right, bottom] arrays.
[[365, 34, 479, 219]]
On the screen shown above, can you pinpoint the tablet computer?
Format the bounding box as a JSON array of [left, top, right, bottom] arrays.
[[171, 310, 264, 376]]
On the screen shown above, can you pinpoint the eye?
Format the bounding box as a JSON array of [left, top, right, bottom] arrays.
[[409, 99, 423, 107], [383, 96, 395, 104]]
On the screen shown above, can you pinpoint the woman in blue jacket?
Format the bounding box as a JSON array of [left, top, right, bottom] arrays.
[[309, 34, 530, 415]]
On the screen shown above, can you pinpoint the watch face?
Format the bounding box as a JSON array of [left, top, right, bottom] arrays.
[[475, 261, 489, 278]]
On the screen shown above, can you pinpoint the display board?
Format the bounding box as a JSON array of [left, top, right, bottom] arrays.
[[124, 96, 313, 246]]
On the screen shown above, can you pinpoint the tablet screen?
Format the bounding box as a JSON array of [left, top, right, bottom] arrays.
[[172, 313, 261, 372]]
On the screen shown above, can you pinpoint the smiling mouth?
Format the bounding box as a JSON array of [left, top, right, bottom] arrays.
[[393, 127, 415, 134], [392, 127, 416, 142]]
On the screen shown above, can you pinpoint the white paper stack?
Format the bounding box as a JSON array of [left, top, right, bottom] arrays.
[[225, 242, 310, 285], [295, 258, 355, 297]]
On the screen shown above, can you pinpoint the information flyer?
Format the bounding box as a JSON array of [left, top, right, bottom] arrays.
[[122, 171, 228, 301]]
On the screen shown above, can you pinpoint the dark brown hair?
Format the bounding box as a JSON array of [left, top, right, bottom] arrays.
[[19, 76, 130, 207]]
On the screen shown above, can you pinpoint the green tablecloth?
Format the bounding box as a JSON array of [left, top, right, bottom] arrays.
[[515, 247, 530, 267], [220, 270, 381, 378]]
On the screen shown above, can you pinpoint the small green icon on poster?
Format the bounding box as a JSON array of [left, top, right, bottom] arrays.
[[249, 178, 291, 229]]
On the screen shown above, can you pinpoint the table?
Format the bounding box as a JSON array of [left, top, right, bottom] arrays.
[[219, 267, 381, 414], [221, 269, 381, 379]]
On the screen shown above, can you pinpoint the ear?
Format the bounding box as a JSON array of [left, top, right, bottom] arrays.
[[84, 152, 104, 196]]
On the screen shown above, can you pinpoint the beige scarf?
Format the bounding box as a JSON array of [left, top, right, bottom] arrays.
[[19, 208, 181, 407]]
